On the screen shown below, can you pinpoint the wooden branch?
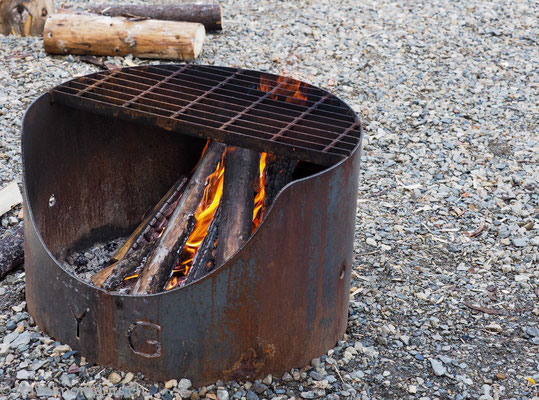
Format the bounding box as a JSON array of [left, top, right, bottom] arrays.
[[0, 0, 54, 36], [131, 142, 226, 294], [0, 226, 24, 280], [111, 177, 188, 263], [184, 207, 221, 285], [89, 4, 222, 31], [91, 243, 152, 290], [214, 147, 259, 266], [43, 13, 206, 60]]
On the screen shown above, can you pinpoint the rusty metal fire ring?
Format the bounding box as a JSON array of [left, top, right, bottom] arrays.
[[22, 64, 363, 384]]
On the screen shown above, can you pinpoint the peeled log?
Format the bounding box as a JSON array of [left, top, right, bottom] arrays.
[[43, 13, 205, 60], [0, 226, 24, 280], [89, 4, 222, 31], [131, 142, 226, 294], [214, 147, 259, 266], [0, 0, 54, 36]]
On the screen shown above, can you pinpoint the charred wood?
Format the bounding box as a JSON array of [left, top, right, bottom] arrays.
[[263, 155, 296, 214], [89, 4, 222, 31], [214, 147, 259, 266], [91, 242, 152, 290], [111, 177, 188, 263], [131, 142, 226, 294], [0, 226, 24, 280], [184, 207, 221, 285]]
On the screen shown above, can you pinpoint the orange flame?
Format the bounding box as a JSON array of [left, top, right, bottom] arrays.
[[252, 153, 267, 230], [165, 152, 226, 290], [259, 75, 308, 106]]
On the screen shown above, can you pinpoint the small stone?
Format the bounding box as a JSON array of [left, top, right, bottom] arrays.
[[409, 385, 417, 394], [300, 391, 315, 399], [36, 386, 55, 398], [486, 323, 503, 332], [0, 342, 11, 356], [178, 378, 192, 389], [121, 372, 134, 384], [282, 372, 293, 382], [80, 387, 95, 399], [67, 364, 81, 374], [53, 344, 71, 355], [11, 331, 31, 349], [63, 390, 77, 400], [253, 382, 267, 394], [511, 238, 527, 247], [495, 373, 506, 380], [245, 391, 259, 400], [217, 389, 229, 400], [309, 371, 326, 381], [165, 379, 177, 389], [16, 369, 31, 380], [262, 374, 272, 385], [108, 372, 122, 384], [415, 354, 425, 361], [430, 358, 447, 376], [15, 325, 24, 333]]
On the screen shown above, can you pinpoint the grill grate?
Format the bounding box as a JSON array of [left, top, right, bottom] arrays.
[[49, 65, 362, 166]]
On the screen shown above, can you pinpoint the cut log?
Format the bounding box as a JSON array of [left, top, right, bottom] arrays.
[[183, 206, 221, 285], [0, 226, 24, 280], [89, 4, 222, 31], [43, 13, 205, 60], [214, 147, 259, 266], [0, 0, 54, 36], [0, 181, 22, 218], [91, 243, 152, 290], [111, 176, 188, 263], [131, 142, 226, 294]]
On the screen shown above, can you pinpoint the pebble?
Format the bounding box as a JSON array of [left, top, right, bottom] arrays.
[[165, 379, 177, 389], [108, 372, 122, 384], [217, 389, 230, 400], [430, 359, 447, 376]]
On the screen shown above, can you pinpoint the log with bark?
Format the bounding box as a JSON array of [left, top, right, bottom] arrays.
[[43, 13, 206, 60], [89, 3, 222, 31], [0, 226, 24, 280], [0, 0, 54, 36], [131, 142, 226, 294], [261, 154, 297, 216]]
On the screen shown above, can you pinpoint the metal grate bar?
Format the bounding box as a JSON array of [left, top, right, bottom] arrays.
[[49, 65, 362, 167]]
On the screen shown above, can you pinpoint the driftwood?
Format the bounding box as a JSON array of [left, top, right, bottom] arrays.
[[0, 0, 54, 36], [131, 142, 226, 294], [89, 4, 222, 31], [91, 243, 152, 290], [43, 13, 205, 60], [0, 226, 24, 280], [214, 147, 259, 266]]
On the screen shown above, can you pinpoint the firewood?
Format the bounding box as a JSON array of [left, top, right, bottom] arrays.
[[0, 226, 24, 280], [91, 242, 152, 290], [111, 177, 188, 263], [183, 207, 221, 285], [89, 4, 222, 31], [0, 0, 54, 36], [43, 13, 205, 60], [262, 155, 296, 215], [214, 147, 259, 266], [131, 142, 226, 294], [0, 181, 22, 218]]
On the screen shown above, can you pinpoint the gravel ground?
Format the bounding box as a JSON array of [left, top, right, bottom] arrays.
[[1, 0, 538, 399]]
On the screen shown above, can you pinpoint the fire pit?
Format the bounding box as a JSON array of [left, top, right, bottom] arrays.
[[22, 64, 363, 384]]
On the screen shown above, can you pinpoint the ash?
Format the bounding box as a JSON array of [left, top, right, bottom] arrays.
[[61, 237, 127, 283]]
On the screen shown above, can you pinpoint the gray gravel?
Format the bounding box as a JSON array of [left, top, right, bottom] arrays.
[[1, 0, 538, 399]]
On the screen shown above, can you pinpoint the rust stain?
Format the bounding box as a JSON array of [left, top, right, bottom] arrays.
[[224, 338, 275, 382]]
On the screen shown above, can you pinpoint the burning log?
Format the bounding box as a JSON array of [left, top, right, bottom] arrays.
[[91, 243, 152, 290], [183, 207, 221, 285], [131, 142, 226, 294], [0, 0, 54, 36], [0, 226, 24, 280], [214, 147, 260, 266], [43, 13, 206, 60], [88, 4, 222, 31], [110, 177, 188, 263]]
